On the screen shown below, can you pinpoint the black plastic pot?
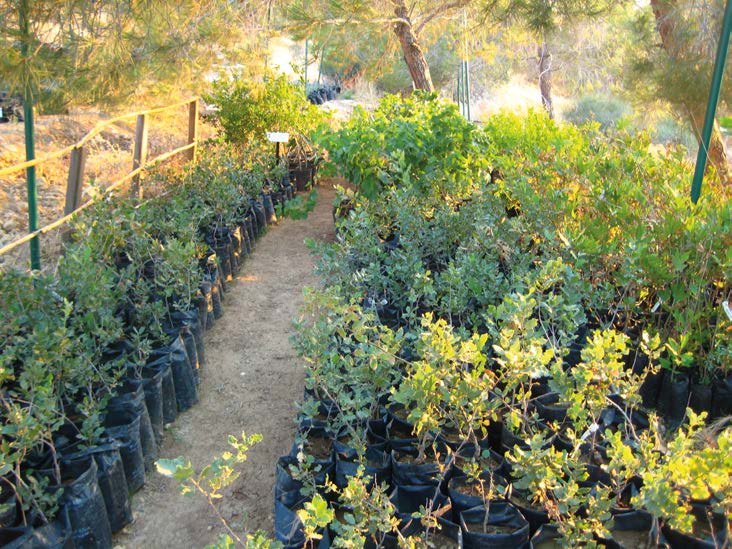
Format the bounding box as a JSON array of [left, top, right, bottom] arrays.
[[250, 199, 267, 234], [384, 404, 417, 450], [262, 192, 277, 225], [659, 504, 729, 549], [390, 484, 448, 518], [459, 501, 530, 549], [63, 442, 132, 533], [145, 352, 178, 425], [275, 454, 334, 509], [1, 507, 74, 549], [0, 483, 17, 529], [361, 514, 461, 549], [565, 324, 589, 368], [168, 334, 199, 412], [656, 371, 690, 424], [500, 424, 529, 453], [205, 270, 225, 320], [385, 423, 417, 452], [531, 393, 569, 423], [274, 498, 331, 549], [412, 516, 463, 548], [103, 409, 146, 493], [179, 325, 200, 385], [334, 446, 391, 490], [231, 227, 243, 271], [363, 419, 388, 451], [238, 221, 252, 256], [164, 309, 205, 368], [711, 373, 732, 418], [632, 352, 662, 409], [205, 226, 234, 281], [298, 399, 339, 432], [214, 246, 232, 282], [529, 523, 562, 548], [507, 489, 549, 536], [391, 446, 446, 487], [212, 279, 224, 319], [199, 280, 215, 330], [57, 458, 113, 548], [448, 471, 509, 519], [455, 447, 508, 481], [107, 379, 158, 471], [689, 381, 713, 416], [140, 365, 165, 443], [245, 214, 256, 244], [227, 240, 238, 277], [290, 169, 310, 192], [600, 509, 654, 549]]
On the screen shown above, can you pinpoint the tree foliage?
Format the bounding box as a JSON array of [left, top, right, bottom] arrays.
[[284, 0, 472, 91], [0, 0, 267, 112]]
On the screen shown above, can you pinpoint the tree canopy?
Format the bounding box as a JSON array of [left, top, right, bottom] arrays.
[[0, 0, 268, 112]]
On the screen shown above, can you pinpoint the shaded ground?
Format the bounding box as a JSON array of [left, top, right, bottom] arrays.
[[114, 183, 337, 549]]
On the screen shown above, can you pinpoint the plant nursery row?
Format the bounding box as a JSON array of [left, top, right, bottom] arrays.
[[0, 143, 320, 548], [273, 94, 731, 548]]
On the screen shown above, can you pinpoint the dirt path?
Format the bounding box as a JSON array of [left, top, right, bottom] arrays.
[[114, 183, 337, 549]]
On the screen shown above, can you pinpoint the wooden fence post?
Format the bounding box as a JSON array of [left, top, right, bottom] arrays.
[[132, 113, 149, 199], [64, 146, 87, 215], [187, 99, 199, 163]]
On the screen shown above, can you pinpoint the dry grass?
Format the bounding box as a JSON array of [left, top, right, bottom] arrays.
[[0, 103, 215, 270]]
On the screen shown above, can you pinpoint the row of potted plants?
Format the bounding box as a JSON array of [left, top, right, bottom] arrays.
[[0, 143, 303, 548], [271, 94, 729, 547]]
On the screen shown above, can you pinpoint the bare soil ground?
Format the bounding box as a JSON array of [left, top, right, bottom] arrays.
[[114, 183, 337, 549]]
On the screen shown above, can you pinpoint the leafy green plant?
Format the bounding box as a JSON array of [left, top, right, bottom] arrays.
[[317, 92, 490, 200], [283, 190, 318, 220], [391, 314, 498, 456], [633, 413, 732, 536], [204, 71, 326, 149], [563, 93, 633, 131], [157, 433, 265, 546]]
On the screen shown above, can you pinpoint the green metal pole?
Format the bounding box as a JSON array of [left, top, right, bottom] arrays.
[[19, 0, 40, 270], [691, 0, 732, 204]]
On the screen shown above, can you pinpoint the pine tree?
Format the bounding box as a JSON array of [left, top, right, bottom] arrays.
[[285, 0, 473, 92], [643, 0, 730, 183], [482, 0, 620, 118]]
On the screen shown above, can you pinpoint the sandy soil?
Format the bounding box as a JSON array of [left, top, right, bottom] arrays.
[[114, 183, 337, 549]]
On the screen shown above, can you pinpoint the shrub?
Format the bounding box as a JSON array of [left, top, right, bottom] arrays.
[[563, 92, 632, 130], [204, 71, 327, 148], [653, 115, 697, 150]]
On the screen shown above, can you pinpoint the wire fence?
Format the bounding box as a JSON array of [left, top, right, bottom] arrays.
[[0, 98, 201, 271]]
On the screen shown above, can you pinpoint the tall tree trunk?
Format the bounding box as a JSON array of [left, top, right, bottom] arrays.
[[393, 1, 434, 92], [537, 42, 553, 118], [650, 0, 730, 183], [687, 106, 730, 183]]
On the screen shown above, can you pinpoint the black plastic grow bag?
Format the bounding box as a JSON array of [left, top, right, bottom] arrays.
[[56, 458, 113, 549], [103, 409, 146, 493], [459, 501, 530, 549], [107, 379, 158, 471], [145, 352, 178, 425], [62, 441, 132, 533]]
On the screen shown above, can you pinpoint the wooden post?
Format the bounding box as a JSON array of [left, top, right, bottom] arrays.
[[187, 99, 199, 163], [132, 113, 149, 199], [64, 146, 87, 215]]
